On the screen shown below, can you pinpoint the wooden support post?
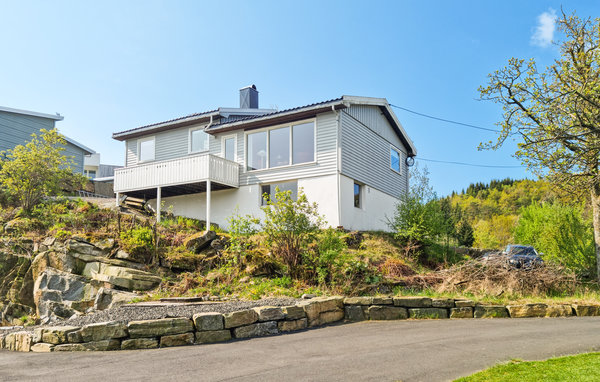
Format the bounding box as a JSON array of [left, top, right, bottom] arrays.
[[156, 187, 162, 223], [206, 180, 211, 232], [115, 192, 120, 207]]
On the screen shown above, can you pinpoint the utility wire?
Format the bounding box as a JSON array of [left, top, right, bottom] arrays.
[[389, 103, 502, 133], [417, 157, 524, 168]]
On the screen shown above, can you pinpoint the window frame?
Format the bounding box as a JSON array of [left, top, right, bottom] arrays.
[[189, 126, 210, 154], [353, 181, 363, 209], [244, 118, 316, 173], [221, 134, 237, 162], [260, 180, 299, 206], [137, 136, 156, 163], [390, 145, 402, 175]]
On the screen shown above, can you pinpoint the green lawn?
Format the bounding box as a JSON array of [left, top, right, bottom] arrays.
[[455, 353, 600, 381]]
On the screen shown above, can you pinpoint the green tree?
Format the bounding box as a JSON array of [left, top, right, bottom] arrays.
[[455, 219, 475, 247], [0, 128, 86, 212], [479, 12, 600, 278]]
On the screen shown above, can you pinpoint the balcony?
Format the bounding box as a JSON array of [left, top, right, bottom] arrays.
[[114, 153, 239, 199]]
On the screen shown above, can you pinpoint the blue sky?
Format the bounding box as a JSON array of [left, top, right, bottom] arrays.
[[1, 1, 598, 195]]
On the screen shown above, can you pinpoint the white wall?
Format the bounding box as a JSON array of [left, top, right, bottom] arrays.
[[339, 174, 398, 231], [150, 174, 340, 230]]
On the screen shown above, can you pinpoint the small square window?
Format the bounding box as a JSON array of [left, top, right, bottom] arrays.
[[190, 129, 209, 153], [354, 182, 361, 208]]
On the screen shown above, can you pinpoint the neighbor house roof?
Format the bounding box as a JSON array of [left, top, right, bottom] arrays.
[[0, 105, 64, 121], [63, 135, 95, 155]]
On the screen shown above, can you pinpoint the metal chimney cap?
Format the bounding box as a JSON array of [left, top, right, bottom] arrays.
[[240, 84, 257, 91]]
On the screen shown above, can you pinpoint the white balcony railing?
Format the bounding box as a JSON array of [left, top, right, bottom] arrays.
[[114, 153, 239, 193]]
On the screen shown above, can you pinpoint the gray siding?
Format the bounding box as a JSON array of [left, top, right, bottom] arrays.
[[340, 105, 408, 198], [63, 142, 86, 174], [125, 140, 137, 167], [0, 111, 56, 152]]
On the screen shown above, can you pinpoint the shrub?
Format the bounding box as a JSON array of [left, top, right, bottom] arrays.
[[120, 226, 155, 262], [227, 209, 260, 257], [310, 228, 347, 285]]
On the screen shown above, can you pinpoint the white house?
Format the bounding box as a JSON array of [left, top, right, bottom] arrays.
[[112, 86, 417, 231]]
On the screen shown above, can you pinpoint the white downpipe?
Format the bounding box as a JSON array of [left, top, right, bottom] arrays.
[[156, 187, 162, 223], [206, 180, 211, 232]]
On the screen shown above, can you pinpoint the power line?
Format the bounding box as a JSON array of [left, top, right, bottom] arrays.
[[417, 157, 524, 168], [389, 103, 502, 133]]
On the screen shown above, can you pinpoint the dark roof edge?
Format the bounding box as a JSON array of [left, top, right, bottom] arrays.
[[112, 111, 219, 141]]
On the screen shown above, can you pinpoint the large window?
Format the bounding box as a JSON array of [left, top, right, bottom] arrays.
[[246, 121, 314, 171], [390, 146, 401, 173], [190, 128, 209, 153], [261, 181, 298, 205], [138, 137, 155, 162], [247, 131, 267, 170]]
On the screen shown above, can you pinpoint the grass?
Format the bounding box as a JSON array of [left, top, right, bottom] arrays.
[[455, 353, 600, 381]]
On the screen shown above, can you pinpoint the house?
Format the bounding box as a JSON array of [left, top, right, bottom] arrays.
[[0, 105, 95, 174], [112, 86, 417, 231]]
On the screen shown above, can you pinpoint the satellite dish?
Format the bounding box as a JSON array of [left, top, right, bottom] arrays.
[[405, 156, 415, 167]]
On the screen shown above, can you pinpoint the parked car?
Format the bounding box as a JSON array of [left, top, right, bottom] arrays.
[[503, 244, 544, 269]]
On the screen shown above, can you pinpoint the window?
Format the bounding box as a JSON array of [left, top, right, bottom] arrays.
[[190, 128, 209, 153], [269, 127, 290, 167], [224, 137, 236, 161], [354, 182, 362, 208], [246, 121, 315, 171], [138, 137, 155, 162], [390, 147, 401, 173], [293, 122, 314, 164], [261, 181, 298, 205], [247, 131, 267, 170], [86, 170, 96, 179]]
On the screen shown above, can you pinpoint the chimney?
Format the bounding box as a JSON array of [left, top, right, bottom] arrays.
[[239, 85, 259, 109]]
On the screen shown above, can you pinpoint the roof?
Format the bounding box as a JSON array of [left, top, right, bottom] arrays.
[[63, 135, 95, 154], [0, 105, 64, 121], [112, 95, 417, 156]]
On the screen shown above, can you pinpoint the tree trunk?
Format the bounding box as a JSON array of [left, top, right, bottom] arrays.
[[591, 185, 600, 280]]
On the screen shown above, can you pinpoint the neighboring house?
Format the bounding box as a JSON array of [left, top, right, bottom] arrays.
[[112, 86, 417, 231], [0, 105, 95, 174]]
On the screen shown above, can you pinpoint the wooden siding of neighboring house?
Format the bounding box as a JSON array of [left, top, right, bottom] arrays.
[[340, 105, 408, 198], [0, 111, 56, 152]]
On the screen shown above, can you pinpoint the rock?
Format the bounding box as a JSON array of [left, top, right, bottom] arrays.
[[282, 305, 306, 320], [32, 328, 44, 343], [372, 297, 394, 305], [474, 305, 509, 318], [160, 332, 194, 347], [80, 321, 127, 342], [67, 239, 103, 257], [369, 306, 408, 320], [223, 309, 259, 329], [301, 294, 316, 299], [572, 305, 600, 316], [299, 296, 344, 327], [195, 330, 232, 344], [454, 299, 475, 308], [33, 267, 93, 319], [507, 304, 547, 318], [67, 331, 83, 343], [450, 307, 473, 319], [254, 306, 284, 321], [54, 339, 120, 351], [128, 318, 194, 338], [432, 298, 455, 308], [31, 343, 54, 352], [345, 305, 366, 321], [114, 250, 143, 263], [94, 288, 140, 311], [83, 262, 161, 291], [2, 302, 33, 325], [41, 326, 80, 344], [546, 305, 573, 317], [4, 331, 32, 352], [193, 312, 224, 331], [121, 338, 159, 350], [393, 297, 432, 308], [91, 238, 115, 254], [343, 297, 373, 305], [69, 299, 95, 313], [184, 231, 217, 253], [409, 308, 449, 319], [278, 318, 307, 332], [233, 321, 278, 339]]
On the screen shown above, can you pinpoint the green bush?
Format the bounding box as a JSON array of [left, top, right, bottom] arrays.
[[120, 226, 155, 262], [310, 228, 347, 285]]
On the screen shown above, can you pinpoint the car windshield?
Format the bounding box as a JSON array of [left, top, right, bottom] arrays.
[[506, 245, 537, 256]]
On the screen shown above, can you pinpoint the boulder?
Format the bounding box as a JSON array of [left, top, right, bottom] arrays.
[[4, 331, 32, 352], [278, 318, 307, 332], [94, 287, 140, 311], [572, 305, 600, 316], [83, 262, 161, 291], [184, 231, 217, 253], [128, 318, 194, 338], [282, 305, 306, 320], [546, 305, 573, 317], [233, 321, 278, 339], [253, 306, 285, 322], [193, 312, 224, 331], [393, 297, 432, 308], [160, 332, 194, 347], [2, 302, 33, 325], [33, 267, 95, 320], [343, 297, 374, 305], [372, 297, 394, 305], [80, 321, 127, 342], [454, 299, 475, 308], [507, 304, 548, 318], [195, 330, 232, 344], [369, 306, 408, 320], [450, 307, 473, 319], [474, 305, 509, 318], [344, 305, 366, 322], [432, 298, 455, 308], [41, 326, 80, 344], [409, 308, 449, 319], [54, 339, 120, 351], [67, 239, 104, 257], [299, 296, 344, 327], [121, 338, 159, 350], [224, 309, 259, 329], [31, 343, 54, 352]]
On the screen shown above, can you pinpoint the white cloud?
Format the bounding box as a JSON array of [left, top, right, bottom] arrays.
[[531, 8, 557, 48]]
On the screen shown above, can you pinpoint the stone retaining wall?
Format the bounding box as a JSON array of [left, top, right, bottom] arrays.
[[1, 297, 599, 352]]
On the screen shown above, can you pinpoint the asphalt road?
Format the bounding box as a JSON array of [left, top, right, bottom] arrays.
[[2, 317, 600, 382]]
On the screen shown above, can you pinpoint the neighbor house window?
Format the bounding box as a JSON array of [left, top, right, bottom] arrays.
[[247, 131, 267, 170], [190, 128, 209, 153], [138, 137, 155, 162], [224, 136, 236, 161], [390, 147, 401, 173], [261, 181, 298, 205], [354, 182, 362, 208], [246, 121, 315, 171]]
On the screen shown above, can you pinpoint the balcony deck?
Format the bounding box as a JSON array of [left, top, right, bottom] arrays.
[[113, 153, 239, 199]]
